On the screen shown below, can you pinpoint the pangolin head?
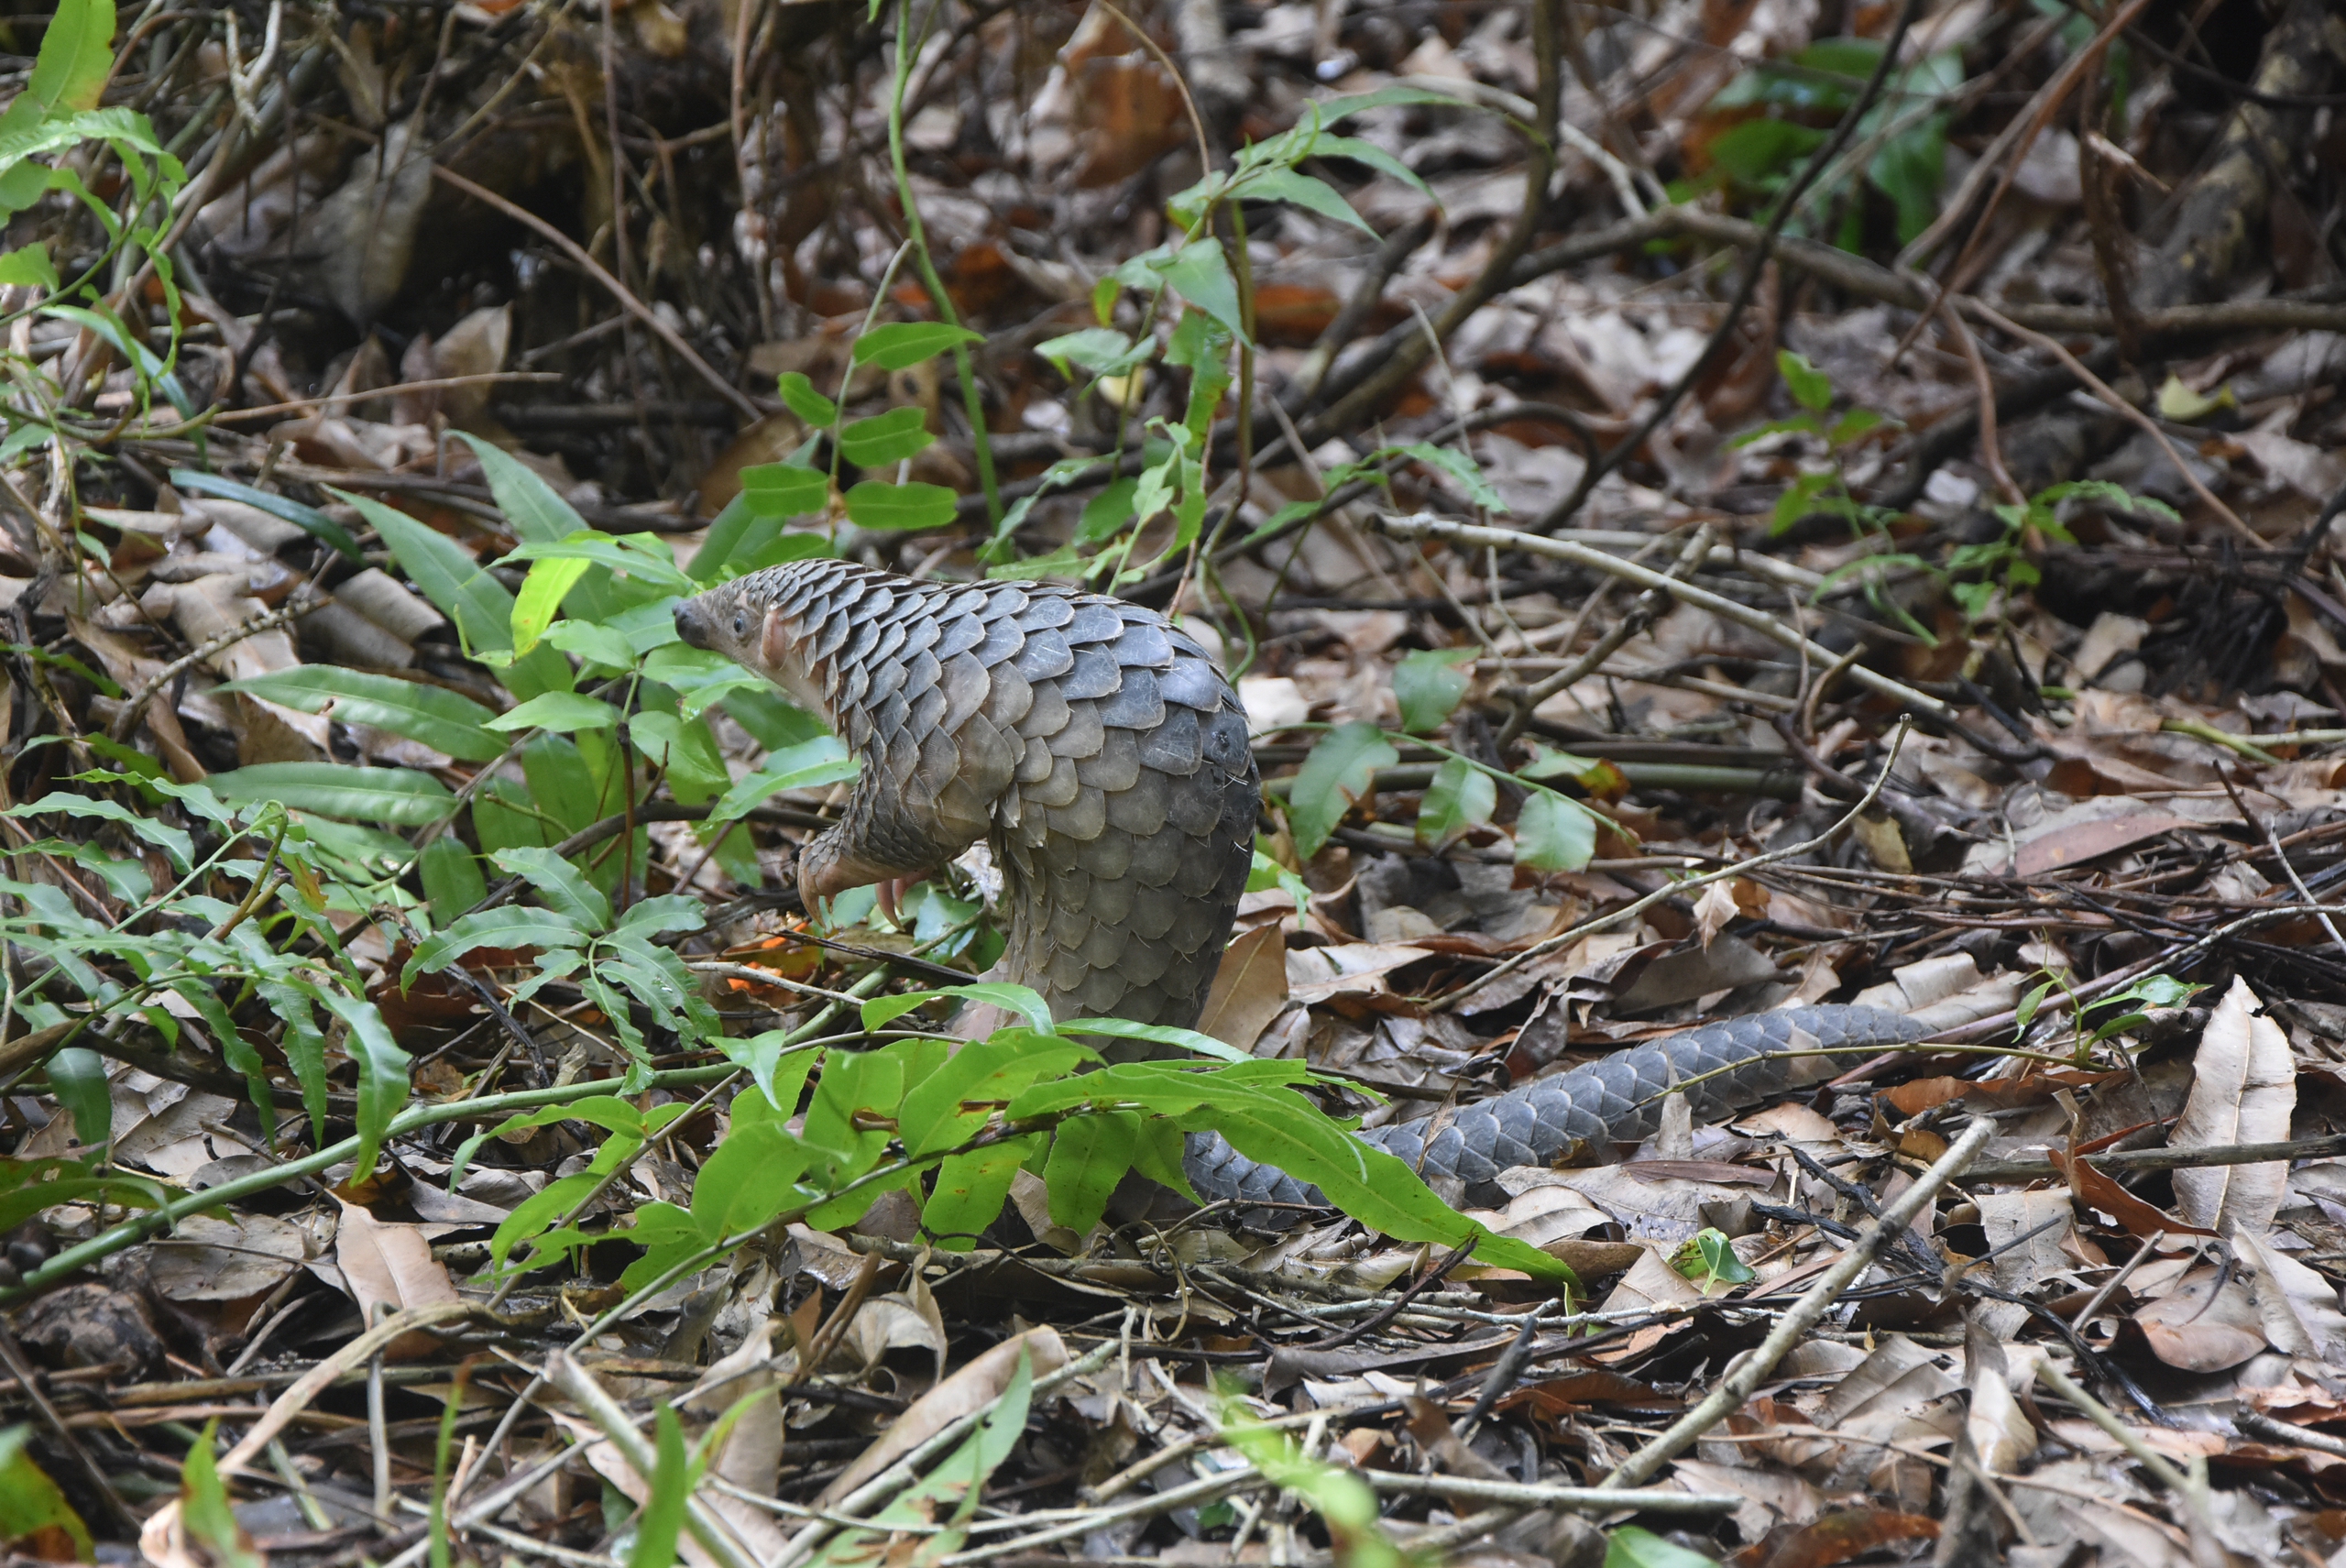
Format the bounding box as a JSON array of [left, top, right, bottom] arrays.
[[672, 567, 831, 713], [671, 574, 763, 663]]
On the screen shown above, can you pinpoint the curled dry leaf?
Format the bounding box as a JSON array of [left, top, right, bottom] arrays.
[[2132, 1266, 2266, 1371]]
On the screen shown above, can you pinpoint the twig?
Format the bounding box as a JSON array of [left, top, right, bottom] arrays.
[[210, 372, 565, 423], [1431, 714, 1911, 1011], [1966, 1130, 2346, 1182], [107, 592, 328, 742], [774, 1340, 1119, 1568], [1535, 0, 1925, 531], [1357, 1473, 1737, 1513], [2219, 763, 2346, 967], [1966, 299, 2259, 544], [2238, 1411, 2346, 1458], [1373, 512, 1958, 725], [429, 166, 761, 422], [1498, 524, 1715, 745], [543, 1353, 766, 1568], [1597, 1115, 1995, 1490], [1291, 1235, 1478, 1353], [2034, 1359, 2225, 1567]]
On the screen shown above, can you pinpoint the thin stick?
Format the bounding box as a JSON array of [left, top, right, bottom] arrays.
[[544, 1353, 766, 1568], [1374, 512, 1958, 724], [1966, 299, 2259, 544], [1598, 1115, 1995, 1490], [107, 593, 328, 742], [1434, 716, 1913, 1011], [210, 372, 565, 423], [430, 166, 760, 422]]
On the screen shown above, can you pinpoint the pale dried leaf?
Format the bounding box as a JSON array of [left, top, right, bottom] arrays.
[[2132, 1266, 2266, 1370], [332, 1198, 462, 1359], [2234, 1225, 2346, 1363], [2173, 976, 2296, 1233]]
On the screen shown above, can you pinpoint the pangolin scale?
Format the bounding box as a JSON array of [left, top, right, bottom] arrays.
[[674, 563, 1925, 1209]]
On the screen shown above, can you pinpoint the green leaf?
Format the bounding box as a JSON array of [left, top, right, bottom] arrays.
[[776, 371, 839, 425], [214, 669, 505, 762], [1219, 1413, 1401, 1568], [707, 735, 857, 822], [454, 432, 591, 543], [1827, 407, 1891, 444], [1418, 756, 1496, 845], [691, 1119, 812, 1240], [0, 1424, 92, 1561], [838, 406, 936, 468], [204, 763, 455, 826], [1604, 1525, 1722, 1568], [487, 691, 622, 734], [1243, 167, 1376, 234], [402, 906, 589, 989], [1672, 1227, 1757, 1288], [1706, 117, 1826, 186], [1776, 350, 1833, 412], [1154, 244, 1250, 342], [1058, 1017, 1251, 1062], [262, 982, 330, 1144], [1036, 327, 1146, 378], [843, 479, 958, 532], [411, 830, 494, 919], [343, 491, 509, 647], [1190, 1084, 1572, 1280], [0, 243, 57, 290], [1514, 789, 1596, 872], [861, 982, 1057, 1036], [180, 1421, 262, 1568], [1308, 133, 1436, 199], [1286, 721, 1398, 859], [1246, 846, 1310, 919], [1392, 647, 1477, 734], [922, 1140, 1035, 1251], [850, 322, 982, 371], [1395, 441, 1507, 512], [896, 1034, 1094, 1157], [315, 992, 412, 1181], [740, 461, 831, 521], [45, 1047, 108, 1147], [343, 490, 575, 700], [23, 0, 114, 114], [629, 1404, 692, 1568], [512, 556, 592, 654], [714, 1034, 817, 1116], [6, 790, 192, 867], [1043, 1111, 1137, 1234], [170, 471, 362, 562], [488, 845, 612, 930], [498, 531, 693, 594]]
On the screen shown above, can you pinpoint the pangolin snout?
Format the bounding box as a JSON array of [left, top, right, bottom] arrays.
[[673, 595, 718, 651]]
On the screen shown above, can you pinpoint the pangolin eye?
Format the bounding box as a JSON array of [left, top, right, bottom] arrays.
[[733, 613, 747, 635]]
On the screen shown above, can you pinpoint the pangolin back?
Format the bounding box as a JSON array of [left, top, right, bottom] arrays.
[[674, 561, 1259, 1026]]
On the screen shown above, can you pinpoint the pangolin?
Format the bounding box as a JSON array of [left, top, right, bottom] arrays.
[[674, 562, 1932, 1209], [673, 559, 1260, 1028]]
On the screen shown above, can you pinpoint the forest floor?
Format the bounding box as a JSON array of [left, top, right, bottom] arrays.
[[4, 0, 2346, 1564]]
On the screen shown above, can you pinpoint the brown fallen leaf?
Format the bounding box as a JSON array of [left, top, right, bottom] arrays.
[[1197, 922, 1291, 1053], [331, 1198, 462, 1359], [2132, 1266, 2266, 1371]]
